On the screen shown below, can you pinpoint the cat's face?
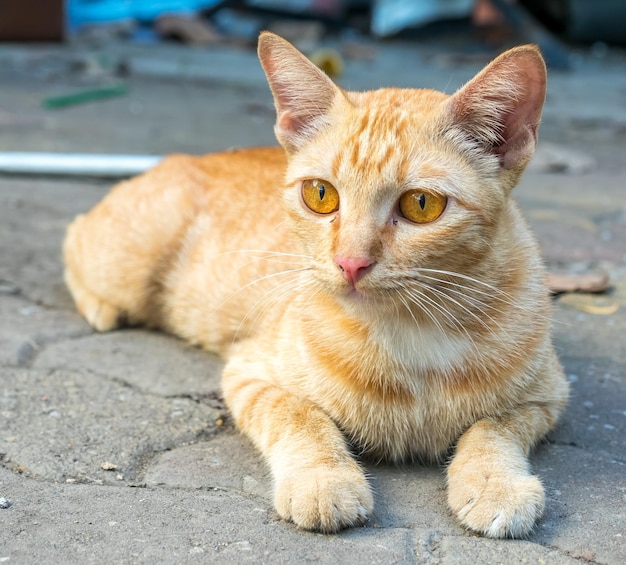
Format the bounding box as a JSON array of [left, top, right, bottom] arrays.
[[282, 87, 505, 310], [258, 33, 546, 319]]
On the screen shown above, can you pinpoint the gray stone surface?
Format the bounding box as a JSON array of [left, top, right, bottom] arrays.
[[0, 295, 91, 365], [34, 330, 223, 397], [1, 37, 625, 564], [1, 367, 221, 485]]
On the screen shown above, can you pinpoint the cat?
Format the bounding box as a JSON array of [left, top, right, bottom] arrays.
[[63, 32, 569, 538]]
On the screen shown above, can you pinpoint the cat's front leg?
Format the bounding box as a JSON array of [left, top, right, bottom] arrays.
[[447, 402, 562, 538], [222, 357, 373, 532]]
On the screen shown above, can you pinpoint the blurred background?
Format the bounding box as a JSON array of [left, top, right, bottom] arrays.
[[3, 0, 626, 47], [0, 0, 625, 156]]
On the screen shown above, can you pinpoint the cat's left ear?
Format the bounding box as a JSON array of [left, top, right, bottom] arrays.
[[258, 31, 344, 153], [446, 45, 546, 174]]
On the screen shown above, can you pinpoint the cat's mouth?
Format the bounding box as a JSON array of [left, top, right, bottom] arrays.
[[316, 268, 385, 305], [346, 286, 367, 299], [338, 281, 384, 305], [331, 279, 369, 301]]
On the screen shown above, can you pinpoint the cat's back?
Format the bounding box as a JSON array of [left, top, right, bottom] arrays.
[[194, 146, 287, 190], [75, 145, 288, 229], [168, 145, 287, 207]]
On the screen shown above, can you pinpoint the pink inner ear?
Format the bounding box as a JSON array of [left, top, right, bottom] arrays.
[[277, 111, 295, 133], [497, 128, 534, 170], [258, 32, 341, 152], [495, 72, 544, 169], [451, 47, 546, 171], [496, 97, 541, 170], [276, 111, 308, 146]]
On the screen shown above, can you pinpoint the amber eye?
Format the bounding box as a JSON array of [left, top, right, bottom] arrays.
[[301, 179, 340, 214], [398, 190, 447, 224]]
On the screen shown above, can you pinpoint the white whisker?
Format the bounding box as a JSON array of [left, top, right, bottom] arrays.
[[218, 266, 311, 311], [231, 270, 308, 344], [414, 268, 549, 320], [395, 291, 420, 329], [403, 285, 480, 355], [210, 248, 313, 262]]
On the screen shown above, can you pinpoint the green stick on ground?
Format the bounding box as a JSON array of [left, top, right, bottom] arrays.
[[42, 83, 129, 109]]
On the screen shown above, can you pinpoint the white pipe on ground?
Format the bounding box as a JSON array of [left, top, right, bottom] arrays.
[[0, 152, 163, 177]]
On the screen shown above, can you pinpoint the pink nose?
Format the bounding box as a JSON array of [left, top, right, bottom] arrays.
[[335, 256, 374, 286]]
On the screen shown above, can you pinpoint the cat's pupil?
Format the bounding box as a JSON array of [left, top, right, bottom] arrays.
[[418, 194, 426, 210], [319, 184, 326, 201]]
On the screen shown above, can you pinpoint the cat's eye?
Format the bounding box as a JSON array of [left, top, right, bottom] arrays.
[[398, 190, 447, 224], [301, 179, 340, 215]]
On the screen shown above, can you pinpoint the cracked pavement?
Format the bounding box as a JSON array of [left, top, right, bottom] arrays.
[[0, 38, 625, 563]]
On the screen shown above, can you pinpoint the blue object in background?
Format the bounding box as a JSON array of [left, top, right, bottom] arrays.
[[67, 0, 132, 28], [67, 0, 222, 30], [133, 0, 220, 22]]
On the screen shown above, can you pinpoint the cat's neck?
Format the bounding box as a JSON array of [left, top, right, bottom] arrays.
[[297, 288, 476, 379]]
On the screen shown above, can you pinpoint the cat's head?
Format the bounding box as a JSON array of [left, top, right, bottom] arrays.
[[258, 32, 546, 317]]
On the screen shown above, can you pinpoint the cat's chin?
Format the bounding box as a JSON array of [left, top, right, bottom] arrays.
[[344, 288, 368, 301], [336, 286, 389, 314]]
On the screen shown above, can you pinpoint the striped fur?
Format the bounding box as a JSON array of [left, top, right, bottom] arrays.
[[64, 33, 568, 537]]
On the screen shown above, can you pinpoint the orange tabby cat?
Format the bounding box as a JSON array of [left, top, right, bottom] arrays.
[[64, 32, 569, 538]]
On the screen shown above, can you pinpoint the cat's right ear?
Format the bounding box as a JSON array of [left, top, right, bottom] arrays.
[[444, 45, 547, 183], [258, 32, 342, 153]]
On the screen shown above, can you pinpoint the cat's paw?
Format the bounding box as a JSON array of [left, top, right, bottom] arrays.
[[64, 268, 122, 332], [274, 464, 373, 533], [447, 466, 545, 538]]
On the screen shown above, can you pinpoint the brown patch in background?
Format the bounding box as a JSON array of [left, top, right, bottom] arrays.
[[0, 0, 64, 41]]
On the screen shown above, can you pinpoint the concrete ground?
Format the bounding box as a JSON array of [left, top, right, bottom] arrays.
[[0, 35, 625, 564]]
